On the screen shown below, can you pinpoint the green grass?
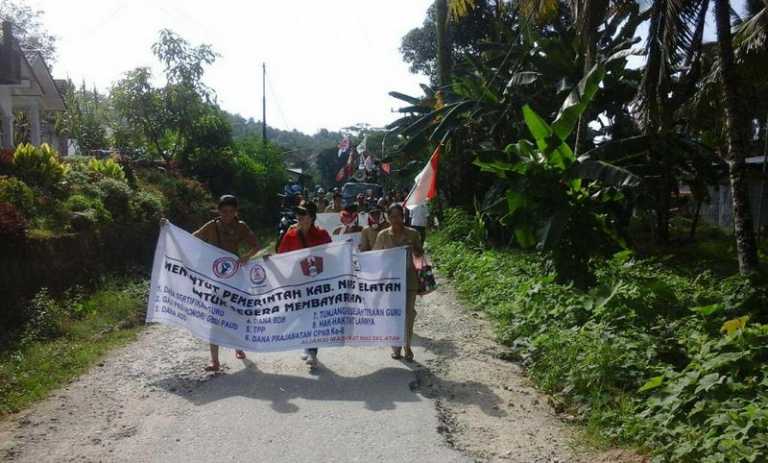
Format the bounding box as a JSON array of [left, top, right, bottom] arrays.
[[0, 229, 275, 417], [0, 278, 147, 416], [428, 209, 768, 462]]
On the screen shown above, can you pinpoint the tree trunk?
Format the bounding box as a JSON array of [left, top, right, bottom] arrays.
[[690, 200, 702, 241], [714, 0, 760, 274], [436, 0, 451, 87]]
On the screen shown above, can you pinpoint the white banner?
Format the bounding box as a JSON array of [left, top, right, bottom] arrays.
[[147, 223, 406, 352], [316, 212, 368, 234]]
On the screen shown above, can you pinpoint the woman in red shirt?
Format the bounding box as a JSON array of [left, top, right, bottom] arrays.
[[277, 201, 332, 368]]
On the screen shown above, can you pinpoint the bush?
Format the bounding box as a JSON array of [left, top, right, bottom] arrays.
[[0, 176, 35, 213], [87, 158, 126, 181], [64, 194, 112, 229], [12, 144, 68, 190], [130, 190, 164, 223], [161, 176, 214, 228], [429, 229, 768, 462], [0, 202, 27, 240], [20, 288, 68, 343], [95, 177, 133, 221]]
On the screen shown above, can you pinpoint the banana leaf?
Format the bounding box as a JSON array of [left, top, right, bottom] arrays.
[[575, 159, 641, 188], [388, 91, 422, 105]]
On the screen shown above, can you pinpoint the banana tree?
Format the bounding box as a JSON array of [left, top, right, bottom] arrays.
[[474, 52, 640, 288]]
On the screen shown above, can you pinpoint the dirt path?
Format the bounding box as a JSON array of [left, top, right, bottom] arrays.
[[0, 276, 637, 463]]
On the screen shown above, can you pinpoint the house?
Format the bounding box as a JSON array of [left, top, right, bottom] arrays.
[[0, 21, 66, 151], [699, 155, 768, 232]]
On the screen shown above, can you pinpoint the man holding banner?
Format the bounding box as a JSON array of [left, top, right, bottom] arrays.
[[148, 204, 408, 373], [189, 195, 261, 372]]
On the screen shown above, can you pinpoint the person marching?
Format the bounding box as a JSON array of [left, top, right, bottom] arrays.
[[373, 203, 423, 362], [332, 206, 363, 236], [277, 200, 332, 368], [192, 195, 261, 372], [358, 205, 387, 252], [325, 191, 343, 213]]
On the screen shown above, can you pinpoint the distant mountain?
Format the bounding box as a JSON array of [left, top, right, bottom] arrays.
[[224, 112, 343, 155]]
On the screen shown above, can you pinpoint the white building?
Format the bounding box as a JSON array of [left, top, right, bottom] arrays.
[[0, 21, 66, 150]]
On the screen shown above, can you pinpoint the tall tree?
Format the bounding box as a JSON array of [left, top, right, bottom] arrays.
[[0, 0, 56, 62], [436, 0, 452, 86], [714, 0, 760, 273]]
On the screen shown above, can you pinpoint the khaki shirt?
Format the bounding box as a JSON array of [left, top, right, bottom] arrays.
[[373, 226, 423, 292], [359, 223, 387, 252], [333, 224, 363, 235], [193, 219, 259, 254]]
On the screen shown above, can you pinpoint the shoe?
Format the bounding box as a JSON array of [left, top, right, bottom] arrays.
[[300, 352, 309, 361]]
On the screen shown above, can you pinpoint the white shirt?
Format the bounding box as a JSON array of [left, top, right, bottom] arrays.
[[408, 204, 429, 227]]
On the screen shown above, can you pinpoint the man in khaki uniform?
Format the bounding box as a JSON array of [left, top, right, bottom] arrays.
[[359, 206, 387, 252], [373, 203, 423, 362], [191, 195, 261, 371], [325, 191, 343, 213]]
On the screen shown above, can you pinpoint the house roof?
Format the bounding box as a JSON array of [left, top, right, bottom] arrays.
[[10, 51, 66, 111]]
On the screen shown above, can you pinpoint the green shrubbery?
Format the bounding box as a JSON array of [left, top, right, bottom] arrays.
[[11, 144, 68, 190], [0, 176, 36, 212], [0, 144, 216, 239], [0, 278, 148, 414], [430, 208, 768, 463]]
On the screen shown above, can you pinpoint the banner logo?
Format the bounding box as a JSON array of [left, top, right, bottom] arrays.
[[250, 264, 267, 285], [300, 256, 324, 277], [212, 257, 239, 278]]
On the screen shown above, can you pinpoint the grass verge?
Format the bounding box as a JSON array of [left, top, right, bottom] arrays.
[[429, 209, 768, 463], [0, 278, 147, 416]]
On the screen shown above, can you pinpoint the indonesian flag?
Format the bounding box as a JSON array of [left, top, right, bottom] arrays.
[[335, 165, 346, 182], [404, 146, 441, 207]]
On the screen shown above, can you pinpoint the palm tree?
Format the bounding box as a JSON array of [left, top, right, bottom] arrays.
[[714, 0, 760, 273]]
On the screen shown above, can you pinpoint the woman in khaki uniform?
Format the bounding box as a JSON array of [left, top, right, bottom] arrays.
[[373, 203, 423, 362], [193, 195, 261, 371]]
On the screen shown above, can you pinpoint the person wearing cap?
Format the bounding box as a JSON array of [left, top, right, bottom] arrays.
[[359, 205, 387, 252], [373, 203, 423, 362], [277, 200, 332, 368], [332, 206, 363, 235], [325, 191, 343, 213], [192, 194, 261, 372]]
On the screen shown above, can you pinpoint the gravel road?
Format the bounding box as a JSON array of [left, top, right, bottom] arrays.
[[0, 276, 640, 463]]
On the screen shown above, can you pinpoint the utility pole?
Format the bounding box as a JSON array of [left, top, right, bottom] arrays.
[[262, 62, 267, 145]]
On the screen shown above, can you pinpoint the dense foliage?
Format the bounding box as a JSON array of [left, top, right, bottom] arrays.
[[431, 209, 768, 462]]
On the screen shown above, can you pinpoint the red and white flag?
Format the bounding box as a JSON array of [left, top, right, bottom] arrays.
[[404, 146, 441, 208]]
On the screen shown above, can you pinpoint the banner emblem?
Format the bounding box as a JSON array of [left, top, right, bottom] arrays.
[[212, 257, 239, 278], [300, 256, 324, 277], [250, 264, 267, 285]]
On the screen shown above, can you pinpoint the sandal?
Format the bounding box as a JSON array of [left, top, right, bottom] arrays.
[[235, 350, 246, 360], [204, 362, 220, 372]]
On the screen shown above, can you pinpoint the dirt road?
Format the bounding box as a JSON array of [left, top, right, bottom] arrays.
[[0, 278, 623, 463]]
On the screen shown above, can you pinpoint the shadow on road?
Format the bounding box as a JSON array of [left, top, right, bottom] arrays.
[[410, 333, 508, 418], [152, 359, 423, 413]]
